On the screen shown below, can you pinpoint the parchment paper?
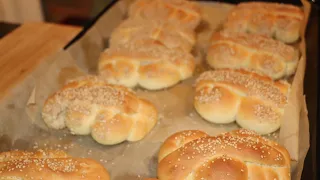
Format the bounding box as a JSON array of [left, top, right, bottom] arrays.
[[0, 0, 311, 180]]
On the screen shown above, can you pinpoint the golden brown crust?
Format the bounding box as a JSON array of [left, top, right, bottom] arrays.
[[224, 129, 291, 165], [194, 69, 290, 134], [98, 40, 195, 90], [128, 0, 201, 30], [157, 129, 291, 180], [42, 75, 158, 145], [158, 130, 209, 163], [110, 17, 196, 52], [0, 149, 110, 180], [223, 2, 304, 43], [0, 149, 68, 162], [207, 32, 299, 79]]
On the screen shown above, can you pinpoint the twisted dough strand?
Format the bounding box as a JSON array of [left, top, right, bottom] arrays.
[[98, 40, 195, 90], [207, 32, 299, 79], [42, 75, 158, 145], [128, 0, 201, 30], [0, 149, 110, 179], [109, 17, 196, 52], [158, 129, 291, 180], [222, 2, 304, 43], [194, 69, 290, 134]]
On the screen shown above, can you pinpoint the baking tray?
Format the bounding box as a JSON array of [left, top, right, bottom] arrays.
[[0, 0, 317, 179], [63, 1, 318, 178]]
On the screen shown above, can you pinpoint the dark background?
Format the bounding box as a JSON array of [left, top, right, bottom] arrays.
[[40, 0, 307, 26]]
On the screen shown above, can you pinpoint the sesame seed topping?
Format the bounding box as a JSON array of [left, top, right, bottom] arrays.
[[160, 129, 288, 176], [0, 150, 79, 175], [129, 0, 200, 30], [195, 87, 222, 103], [42, 76, 135, 126], [253, 104, 281, 123], [196, 70, 288, 107], [111, 17, 194, 51], [223, 2, 304, 39], [216, 32, 296, 60], [103, 39, 194, 67]]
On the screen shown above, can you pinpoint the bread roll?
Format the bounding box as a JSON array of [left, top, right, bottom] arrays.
[[128, 0, 201, 30], [222, 2, 304, 43], [194, 69, 290, 134], [98, 40, 195, 90], [158, 129, 291, 180], [110, 17, 196, 52], [207, 32, 299, 79], [42, 75, 158, 145], [0, 149, 110, 179]]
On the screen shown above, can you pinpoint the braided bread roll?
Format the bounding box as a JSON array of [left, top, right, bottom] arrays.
[[0, 149, 110, 179], [194, 69, 290, 134], [222, 2, 304, 43], [128, 0, 201, 30], [42, 76, 158, 145], [157, 129, 291, 180], [109, 17, 196, 52], [207, 32, 300, 79], [98, 40, 195, 90]]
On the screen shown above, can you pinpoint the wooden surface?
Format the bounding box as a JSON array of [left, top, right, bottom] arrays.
[[0, 22, 82, 99]]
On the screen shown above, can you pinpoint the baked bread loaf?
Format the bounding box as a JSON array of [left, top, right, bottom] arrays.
[[157, 129, 291, 180], [98, 40, 195, 90], [194, 69, 290, 134], [207, 32, 300, 79], [128, 0, 201, 30], [222, 2, 304, 43], [0, 149, 110, 179], [42, 75, 158, 145], [109, 17, 196, 52]]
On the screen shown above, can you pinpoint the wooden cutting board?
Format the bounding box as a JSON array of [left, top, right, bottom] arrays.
[[0, 22, 82, 99]]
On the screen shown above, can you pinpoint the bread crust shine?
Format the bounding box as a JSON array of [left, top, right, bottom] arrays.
[[98, 40, 195, 90], [128, 0, 201, 30], [0, 149, 110, 180], [223, 2, 304, 43], [42, 75, 158, 145], [194, 69, 290, 134], [207, 32, 299, 79], [157, 129, 291, 180], [110, 17, 196, 52]]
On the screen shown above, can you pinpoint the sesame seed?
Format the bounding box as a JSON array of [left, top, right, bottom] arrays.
[[130, 0, 200, 30], [224, 2, 303, 39], [162, 129, 288, 174], [195, 87, 222, 103], [215, 32, 296, 61], [103, 39, 194, 71], [43, 76, 131, 118], [196, 70, 288, 107], [111, 18, 194, 51], [253, 104, 281, 123]]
